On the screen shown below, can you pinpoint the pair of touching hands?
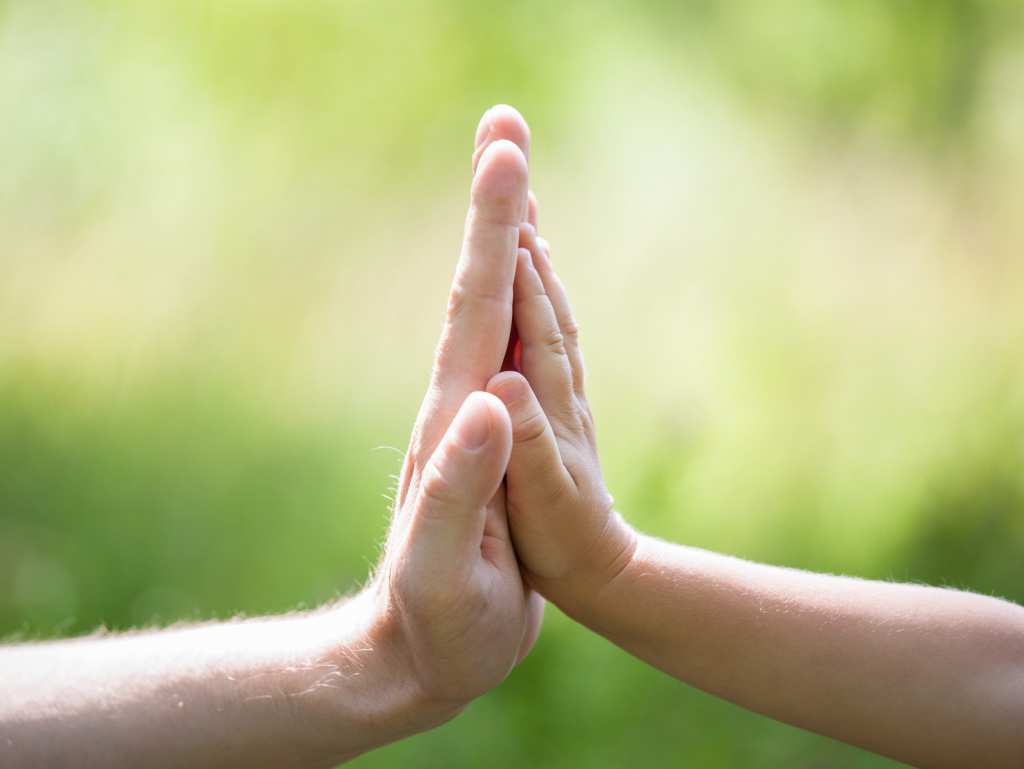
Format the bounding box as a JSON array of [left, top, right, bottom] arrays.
[[0, 105, 620, 769], [367, 104, 630, 714], [5, 105, 1019, 769], [5, 104, 1018, 769], [364, 100, 1024, 769]]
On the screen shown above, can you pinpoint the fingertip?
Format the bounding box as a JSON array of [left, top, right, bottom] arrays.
[[517, 246, 534, 272], [518, 223, 548, 273], [474, 108, 493, 151], [476, 389, 513, 444], [472, 139, 529, 216], [486, 104, 530, 152], [452, 391, 511, 452], [488, 370, 528, 408], [451, 392, 493, 451], [486, 371, 564, 480], [488, 104, 526, 122], [473, 105, 530, 174], [514, 245, 543, 297], [476, 138, 528, 177]]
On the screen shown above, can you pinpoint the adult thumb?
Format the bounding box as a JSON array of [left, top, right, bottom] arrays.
[[409, 391, 512, 563]]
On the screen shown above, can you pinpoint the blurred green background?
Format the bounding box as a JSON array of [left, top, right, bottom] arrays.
[[3, 0, 1024, 765]]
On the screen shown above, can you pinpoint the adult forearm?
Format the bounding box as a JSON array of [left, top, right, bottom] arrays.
[[0, 591, 456, 769], [565, 534, 1024, 769]]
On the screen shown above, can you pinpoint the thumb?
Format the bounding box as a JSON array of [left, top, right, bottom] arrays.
[[487, 371, 577, 517], [409, 391, 512, 563]]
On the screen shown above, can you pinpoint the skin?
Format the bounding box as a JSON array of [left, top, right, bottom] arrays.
[[6, 103, 1019, 769], [493, 209, 1024, 769], [0, 105, 542, 769]]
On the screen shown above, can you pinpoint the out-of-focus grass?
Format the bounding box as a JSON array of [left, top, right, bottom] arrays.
[[2, 1, 1024, 767]]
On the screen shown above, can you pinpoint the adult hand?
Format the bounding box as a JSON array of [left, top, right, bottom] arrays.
[[367, 105, 544, 709], [0, 107, 545, 769]]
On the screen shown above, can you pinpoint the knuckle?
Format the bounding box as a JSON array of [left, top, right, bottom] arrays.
[[447, 281, 464, 312], [417, 456, 460, 509], [407, 423, 431, 468], [560, 313, 580, 344], [571, 350, 587, 391], [542, 326, 567, 356], [447, 273, 511, 318], [489, 108, 531, 149], [580, 400, 598, 436], [446, 283, 470, 323], [407, 429, 440, 477], [514, 407, 550, 446]]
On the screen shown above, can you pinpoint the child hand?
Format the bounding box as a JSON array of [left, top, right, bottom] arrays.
[[486, 216, 637, 614]]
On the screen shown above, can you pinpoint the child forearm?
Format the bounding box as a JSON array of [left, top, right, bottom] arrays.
[[567, 533, 1024, 769], [496, 194, 1024, 769]]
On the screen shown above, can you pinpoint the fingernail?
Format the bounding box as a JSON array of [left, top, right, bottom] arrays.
[[517, 247, 538, 277], [454, 396, 491, 450], [494, 376, 526, 407]]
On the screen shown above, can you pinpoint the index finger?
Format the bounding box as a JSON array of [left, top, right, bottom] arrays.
[[425, 112, 531, 430], [394, 108, 531, 533]]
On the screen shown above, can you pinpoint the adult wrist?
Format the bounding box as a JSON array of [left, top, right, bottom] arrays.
[[300, 587, 466, 764]]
